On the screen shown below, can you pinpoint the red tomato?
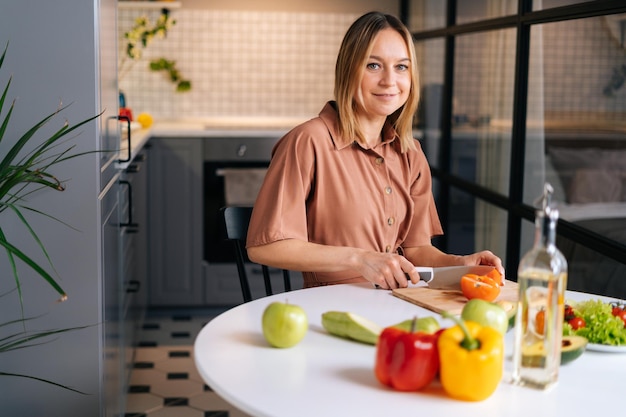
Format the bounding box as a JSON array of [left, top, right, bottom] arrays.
[[460, 274, 501, 302], [564, 304, 575, 321], [612, 307, 626, 327], [568, 317, 586, 330]]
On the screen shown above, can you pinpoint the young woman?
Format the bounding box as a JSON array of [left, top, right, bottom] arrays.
[[246, 11, 503, 289]]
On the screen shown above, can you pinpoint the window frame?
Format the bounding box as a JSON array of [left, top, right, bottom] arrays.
[[403, 0, 626, 279]]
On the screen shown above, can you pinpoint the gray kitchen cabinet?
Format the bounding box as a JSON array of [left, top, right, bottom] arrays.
[[101, 174, 124, 417], [120, 149, 150, 380], [204, 262, 304, 305], [144, 133, 304, 307], [148, 138, 204, 306], [0, 1, 133, 416], [201, 134, 304, 305], [204, 263, 251, 305]]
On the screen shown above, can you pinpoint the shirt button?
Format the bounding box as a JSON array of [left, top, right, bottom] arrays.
[[387, 217, 395, 226], [375, 157, 384, 165], [385, 245, 392, 253], [385, 186, 392, 194]]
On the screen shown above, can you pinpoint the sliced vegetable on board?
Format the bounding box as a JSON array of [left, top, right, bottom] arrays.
[[460, 273, 501, 302]]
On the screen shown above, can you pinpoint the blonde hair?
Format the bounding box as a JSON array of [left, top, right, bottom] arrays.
[[334, 12, 419, 152]]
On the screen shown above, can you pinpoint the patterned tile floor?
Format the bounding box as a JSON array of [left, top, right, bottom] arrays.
[[125, 309, 252, 417]]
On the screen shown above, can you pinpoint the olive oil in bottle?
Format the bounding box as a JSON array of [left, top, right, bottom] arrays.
[[512, 183, 567, 390]]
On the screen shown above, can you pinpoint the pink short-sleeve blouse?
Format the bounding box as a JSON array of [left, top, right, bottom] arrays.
[[247, 102, 443, 287]]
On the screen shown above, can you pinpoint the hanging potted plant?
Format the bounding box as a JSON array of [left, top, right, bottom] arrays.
[[0, 42, 98, 392], [119, 8, 191, 93]]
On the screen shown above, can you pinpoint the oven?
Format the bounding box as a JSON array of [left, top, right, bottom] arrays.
[[203, 135, 281, 263], [203, 134, 305, 304]]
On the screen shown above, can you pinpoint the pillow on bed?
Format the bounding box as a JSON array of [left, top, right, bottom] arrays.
[[547, 147, 626, 203], [568, 169, 623, 204]]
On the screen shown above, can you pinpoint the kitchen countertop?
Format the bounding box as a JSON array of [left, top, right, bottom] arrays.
[[116, 117, 306, 170], [116, 116, 626, 170]]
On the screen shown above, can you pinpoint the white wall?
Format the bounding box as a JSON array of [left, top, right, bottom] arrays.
[[119, 1, 400, 121], [182, 0, 399, 13]]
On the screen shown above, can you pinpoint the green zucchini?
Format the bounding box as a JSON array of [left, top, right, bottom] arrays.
[[321, 311, 382, 345]]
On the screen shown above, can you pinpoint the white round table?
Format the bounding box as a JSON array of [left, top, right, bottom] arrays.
[[194, 283, 621, 417]]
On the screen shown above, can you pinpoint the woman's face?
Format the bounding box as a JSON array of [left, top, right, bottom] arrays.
[[356, 28, 411, 123]]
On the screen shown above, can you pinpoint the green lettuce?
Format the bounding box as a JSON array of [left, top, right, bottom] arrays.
[[563, 299, 626, 346]]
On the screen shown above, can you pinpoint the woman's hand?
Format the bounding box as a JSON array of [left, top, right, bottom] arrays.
[[460, 250, 505, 278], [403, 246, 505, 279], [248, 239, 421, 289], [356, 251, 421, 290]]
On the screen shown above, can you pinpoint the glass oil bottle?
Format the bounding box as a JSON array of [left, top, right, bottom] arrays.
[[512, 183, 568, 390]]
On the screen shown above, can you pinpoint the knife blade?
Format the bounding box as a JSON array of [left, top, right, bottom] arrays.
[[414, 265, 499, 290]]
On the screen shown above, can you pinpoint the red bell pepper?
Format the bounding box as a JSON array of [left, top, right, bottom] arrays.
[[374, 322, 442, 391]]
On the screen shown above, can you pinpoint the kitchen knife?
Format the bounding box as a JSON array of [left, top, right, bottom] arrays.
[[413, 265, 499, 290]]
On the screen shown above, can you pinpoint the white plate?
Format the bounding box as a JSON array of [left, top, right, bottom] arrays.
[[586, 343, 626, 353]]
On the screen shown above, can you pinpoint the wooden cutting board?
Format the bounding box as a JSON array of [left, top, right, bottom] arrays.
[[392, 280, 518, 315]]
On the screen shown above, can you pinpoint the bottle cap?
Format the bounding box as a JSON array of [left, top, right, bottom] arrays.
[[536, 182, 559, 224]]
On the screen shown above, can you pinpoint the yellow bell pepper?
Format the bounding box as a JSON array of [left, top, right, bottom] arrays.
[[438, 313, 504, 401]]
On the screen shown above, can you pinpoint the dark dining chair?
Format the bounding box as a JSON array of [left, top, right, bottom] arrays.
[[220, 206, 292, 303]]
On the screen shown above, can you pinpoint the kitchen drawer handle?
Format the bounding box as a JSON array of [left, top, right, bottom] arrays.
[[118, 115, 131, 163], [126, 163, 140, 173], [119, 180, 138, 229], [126, 152, 146, 173]]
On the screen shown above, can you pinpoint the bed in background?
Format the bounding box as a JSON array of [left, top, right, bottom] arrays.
[[545, 132, 626, 299]]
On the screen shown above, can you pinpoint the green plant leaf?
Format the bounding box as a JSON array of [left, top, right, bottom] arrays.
[[0, 313, 93, 393], [0, 77, 11, 134], [0, 323, 91, 352], [0, 89, 14, 144], [0, 372, 88, 394], [0, 41, 7, 67], [0, 40, 102, 396], [6, 204, 61, 276], [0, 228, 23, 315], [0, 232, 66, 299], [0, 104, 65, 177], [149, 57, 191, 92], [177, 80, 191, 92]]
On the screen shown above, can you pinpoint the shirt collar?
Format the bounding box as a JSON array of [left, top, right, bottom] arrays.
[[319, 101, 399, 151]]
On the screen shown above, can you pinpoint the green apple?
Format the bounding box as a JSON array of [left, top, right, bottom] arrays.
[[262, 301, 308, 348], [461, 299, 508, 335], [495, 300, 517, 331]]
